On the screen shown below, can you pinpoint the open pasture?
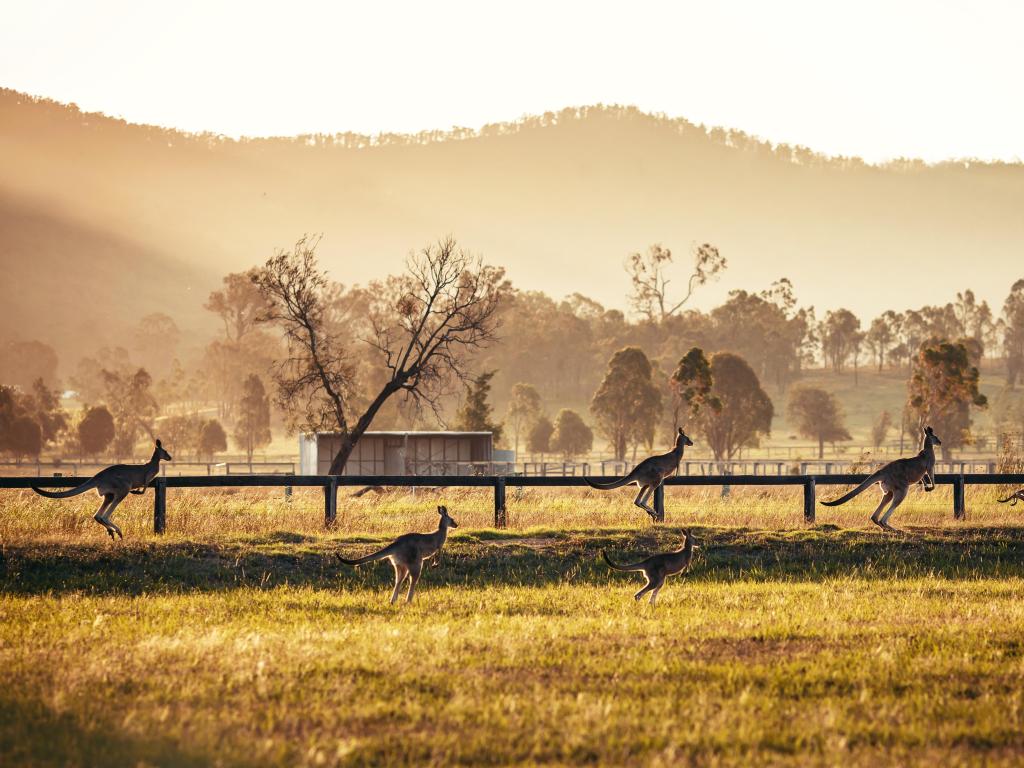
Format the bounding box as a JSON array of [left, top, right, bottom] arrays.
[[3, 482, 1024, 542], [2, 488, 1024, 766]]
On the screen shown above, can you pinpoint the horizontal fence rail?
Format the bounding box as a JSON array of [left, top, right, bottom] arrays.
[[2, 457, 1015, 478], [3, 473, 1024, 533]]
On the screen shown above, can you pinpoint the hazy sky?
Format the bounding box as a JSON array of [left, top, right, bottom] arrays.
[[2, 1, 1023, 162]]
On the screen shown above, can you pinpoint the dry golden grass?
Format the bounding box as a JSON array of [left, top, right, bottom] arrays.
[[4, 485, 1024, 765], [2, 483, 1022, 545]]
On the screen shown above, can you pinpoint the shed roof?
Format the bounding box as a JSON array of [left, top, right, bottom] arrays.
[[304, 431, 493, 438]]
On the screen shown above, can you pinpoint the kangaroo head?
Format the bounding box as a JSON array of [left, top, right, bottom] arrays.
[[155, 439, 173, 462], [923, 426, 942, 447], [683, 527, 699, 549], [676, 427, 694, 449], [438, 505, 458, 529]]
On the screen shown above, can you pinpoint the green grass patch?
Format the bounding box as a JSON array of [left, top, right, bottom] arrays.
[[3, 525, 1024, 766]]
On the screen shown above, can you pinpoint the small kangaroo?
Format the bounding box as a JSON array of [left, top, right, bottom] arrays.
[[821, 426, 941, 532], [584, 428, 694, 520], [997, 489, 1024, 506], [602, 528, 698, 605], [32, 439, 173, 540], [336, 505, 458, 604]]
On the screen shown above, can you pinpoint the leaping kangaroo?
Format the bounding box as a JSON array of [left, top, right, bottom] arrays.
[[336, 505, 458, 604], [32, 439, 173, 539], [602, 528, 698, 605], [998, 489, 1024, 506], [821, 426, 941, 532], [584, 428, 693, 520]]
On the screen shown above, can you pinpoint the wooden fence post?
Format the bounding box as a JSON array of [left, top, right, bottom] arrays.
[[953, 475, 966, 520], [803, 477, 816, 524], [154, 477, 167, 534], [653, 484, 665, 523], [324, 476, 338, 528], [494, 477, 507, 528]]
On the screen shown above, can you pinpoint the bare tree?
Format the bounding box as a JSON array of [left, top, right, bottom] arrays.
[[625, 242, 725, 322], [253, 235, 505, 474]]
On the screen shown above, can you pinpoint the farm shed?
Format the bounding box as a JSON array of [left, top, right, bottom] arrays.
[[299, 431, 494, 476]]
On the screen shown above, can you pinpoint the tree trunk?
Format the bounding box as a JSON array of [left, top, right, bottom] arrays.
[[327, 382, 401, 474], [615, 434, 627, 462], [818, 437, 824, 459]]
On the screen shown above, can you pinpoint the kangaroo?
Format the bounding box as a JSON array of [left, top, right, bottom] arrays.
[[997, 489, 1024, 506], [602, 528, 698, 605], [32, 439, 173, 540], [336, 505, 458, 604], [584, 428, 694, 520], [820, 426, 941, 532]]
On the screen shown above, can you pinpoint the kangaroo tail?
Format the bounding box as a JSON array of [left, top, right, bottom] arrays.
[[336, 543, 396, 566], [585, 471, 637, 491], [32, 478, 98, 499], [602, 550, 644, 572], [820, 470, 883, 507], [997, 491, 1023, 505]]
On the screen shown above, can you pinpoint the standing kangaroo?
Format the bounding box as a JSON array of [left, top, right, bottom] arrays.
[[32, 439, 173, 540], [584, 428, 693, 520], [821, 426, 941, 531], [602, 528, 698, 605], [336, 505, 458, 604]]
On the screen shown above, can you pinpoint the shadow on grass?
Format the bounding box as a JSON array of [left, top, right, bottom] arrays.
[[0, 694, 230, 768], [3, 526, 1024, 596]]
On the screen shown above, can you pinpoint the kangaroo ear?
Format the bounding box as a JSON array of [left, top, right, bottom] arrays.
[[678, 427, 684, 435], [438, 505, 446, 515], [925, 426, 934, 435], [156, 439, 162, 447]]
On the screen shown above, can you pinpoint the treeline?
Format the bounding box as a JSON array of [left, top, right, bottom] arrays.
[[2, 237, 1023, 463], [9, 89, 1016, 170], [476, 274, 1024, 413], [0, 265, 275, 462]]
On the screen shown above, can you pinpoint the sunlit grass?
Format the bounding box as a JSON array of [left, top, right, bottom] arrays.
[[2, 483, 1023, 545], [3, 488, 1024, 765]]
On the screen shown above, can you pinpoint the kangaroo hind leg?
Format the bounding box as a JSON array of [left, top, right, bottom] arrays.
[[870, 491, 894, 528], [633, 485, 657, 520], [93, 494, 115, 538], [390, 561, 409, 605], [405, 559, 423, 604], [100, 490, 129, 540], [648, 585, 663, 606], [634, 572, 656, 602], [879, 487, 908, 531]]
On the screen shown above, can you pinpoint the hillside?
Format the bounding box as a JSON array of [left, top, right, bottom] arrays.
[[0, 191, 216, 361], [2, 90, 1023, 393]]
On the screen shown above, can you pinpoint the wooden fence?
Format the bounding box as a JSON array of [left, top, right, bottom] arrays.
[[4, 472, 1023, 532]]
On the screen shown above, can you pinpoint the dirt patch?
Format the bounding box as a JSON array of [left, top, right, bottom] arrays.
[[482, 537, 561, 551], [693, 636, 834, 664]]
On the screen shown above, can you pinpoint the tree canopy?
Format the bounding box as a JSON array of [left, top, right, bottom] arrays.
[[454, 370, 503, 441], [550, 409, 593, 460], [590, 347, 662, 461], [907, 340, 987, 458], [786, 386, 852, 459], [698, 352, 774, 460]]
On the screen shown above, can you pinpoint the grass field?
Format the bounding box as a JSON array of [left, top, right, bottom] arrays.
[[3, 487, 1024, 766]]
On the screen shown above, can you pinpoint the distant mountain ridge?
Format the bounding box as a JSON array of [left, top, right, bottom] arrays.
[[1, 88, 1022, 375]]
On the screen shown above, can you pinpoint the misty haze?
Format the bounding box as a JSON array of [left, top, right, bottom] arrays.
[[3, 4, 1024, 765]]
